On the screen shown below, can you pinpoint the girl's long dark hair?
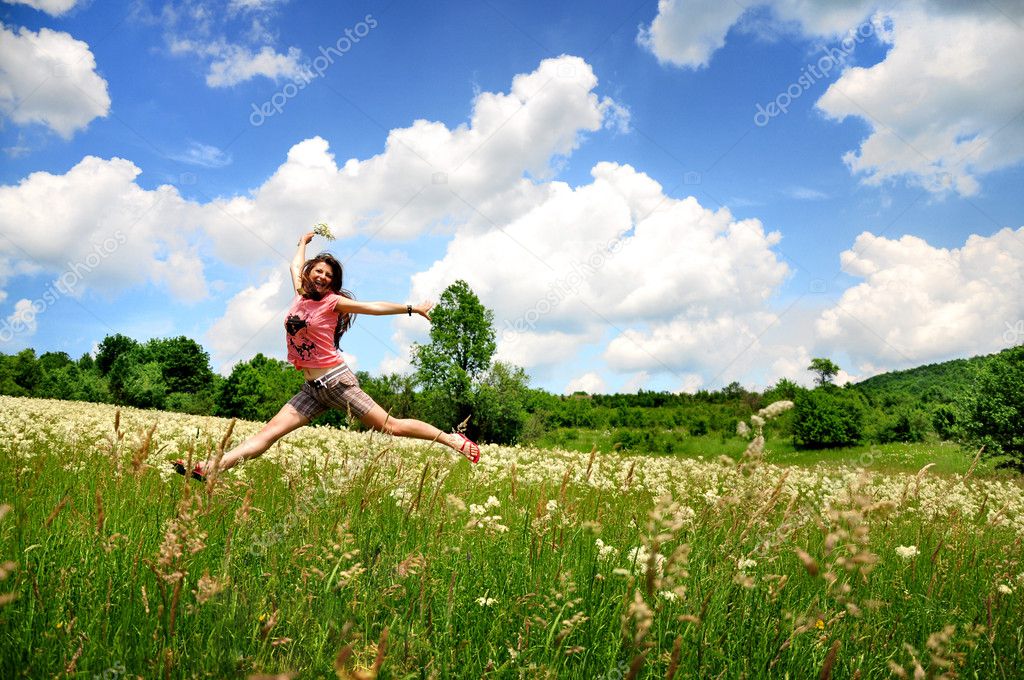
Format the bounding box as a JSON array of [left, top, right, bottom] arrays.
[[299, 253, 355, 348]]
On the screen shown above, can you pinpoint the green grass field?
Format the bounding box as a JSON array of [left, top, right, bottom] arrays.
[[0, 396, 1022, 678], [533, 427, 1005, 477]]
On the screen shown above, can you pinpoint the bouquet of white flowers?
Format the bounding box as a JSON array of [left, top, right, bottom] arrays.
[[313, 223, 336, 240]]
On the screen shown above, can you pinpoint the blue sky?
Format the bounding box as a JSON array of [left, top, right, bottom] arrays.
[[1, 0, 1022, 394]]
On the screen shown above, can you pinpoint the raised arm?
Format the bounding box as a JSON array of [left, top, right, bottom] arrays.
[[334, 298, 434, 320], [290, 231, 314, 293]]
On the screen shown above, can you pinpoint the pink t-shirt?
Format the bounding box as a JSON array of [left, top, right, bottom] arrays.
[[285, 293, 346, 368]]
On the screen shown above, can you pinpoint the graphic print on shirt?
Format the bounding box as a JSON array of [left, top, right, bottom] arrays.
[[285, 313, 318, 362]]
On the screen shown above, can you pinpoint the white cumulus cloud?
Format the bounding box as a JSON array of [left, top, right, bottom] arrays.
[[637, 0, 749, 69], [0, 23, 110, 138], [1, 298, 38, 342], [4, 0, 82, 16], [202, 55, 624, 365], [0, 155, 208, 301], [407, 161, 790, 385], [203, 55, 624, 263], [817, 7, 1024, 196], [637, 0, 880, 69], [639, 1, 1024, 195], [566, 371, 605, 395], [816, 227, 1024, 371], [0, 55, 623, 358], [205, 269, 292, 372], [204, 43, 307, 87]]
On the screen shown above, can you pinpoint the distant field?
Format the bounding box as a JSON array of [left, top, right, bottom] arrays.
[[0, 396, 1021, 678], [533, 428, 1000, 477]]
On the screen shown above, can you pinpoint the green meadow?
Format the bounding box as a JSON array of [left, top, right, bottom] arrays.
[[0, 397, 1021, 679]]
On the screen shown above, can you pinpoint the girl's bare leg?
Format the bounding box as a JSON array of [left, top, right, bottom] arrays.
[[358, 404, 473, 458], [214, 404, 309, 472]]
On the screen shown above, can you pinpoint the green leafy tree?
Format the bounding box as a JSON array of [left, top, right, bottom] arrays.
[[77, 352, 96, 372], [145, 336, 214, 394], [763, 377, 799, 402], [720, 381, 746, 399], [96, 334, 140, 375], [957, 346, 1024, 470], [216, 354, 305, 421], [107, 346, 152, 403], [412, 280, 496, 433], [472, 362, 529, 444], [808, 357, 841, 386], [38, 351, 73, 374], [4, 349, 43, 395], [165, 374, 220, 415], [37, 352, 113, 403], [36, 360, 80, 400], [72, 369, 111, 403], [119, 362, 168, 409], [562, 395, 598, 429], [0, 353, 29, 396], [357, 372, 419, 420], [792, 386, 865, 449], [931, 403, 958, 440], [872, 406, 932, 444]]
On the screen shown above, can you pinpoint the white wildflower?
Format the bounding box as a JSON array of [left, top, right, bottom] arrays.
[[895, 545, 920, 560], [659, 590, 678, 602], [312, 222, 336, 240], [475, 596, 497, 607], [546, 499, 559, 514], [757, 400, 794, 419], [737, 558, 757, 571], [485, 495, 500, 509], [467, 514, 509, 534], [469, 504, 486, 516], [997, 584, 1013, 595], [627, 546, 665, 577], [736, 421, 750, 437], [595, 538, 618, 561]]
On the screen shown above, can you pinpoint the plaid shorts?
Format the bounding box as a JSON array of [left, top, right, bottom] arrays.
[[287, 365, 376, 421]]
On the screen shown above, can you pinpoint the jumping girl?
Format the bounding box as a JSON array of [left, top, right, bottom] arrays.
[[173, 230, 480, 480]]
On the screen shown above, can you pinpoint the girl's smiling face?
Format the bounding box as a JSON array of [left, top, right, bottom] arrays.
[[300, 253, 345, 300], [309, 261, 333, 293]]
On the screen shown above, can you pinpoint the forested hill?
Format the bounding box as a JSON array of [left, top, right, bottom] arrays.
[[851, 351, 998, 405]]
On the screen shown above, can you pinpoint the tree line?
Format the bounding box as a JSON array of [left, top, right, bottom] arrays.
[[1, 280, 1020, 469]]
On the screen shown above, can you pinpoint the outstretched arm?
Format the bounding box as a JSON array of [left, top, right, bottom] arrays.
[[290, 232, 314, 293], [334, 298, 433, 320]]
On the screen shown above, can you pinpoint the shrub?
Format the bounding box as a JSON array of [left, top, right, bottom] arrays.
[[792, 386, 865, 449], [956, 345, 1024, 469], [872, 407, 932, 444]]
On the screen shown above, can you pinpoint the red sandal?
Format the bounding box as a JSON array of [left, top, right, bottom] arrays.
[[171, 459, 207, 482], [454, 433, 480, 464]]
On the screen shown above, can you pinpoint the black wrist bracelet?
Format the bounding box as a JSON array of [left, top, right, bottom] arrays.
[[407, 304, 412, 316]]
